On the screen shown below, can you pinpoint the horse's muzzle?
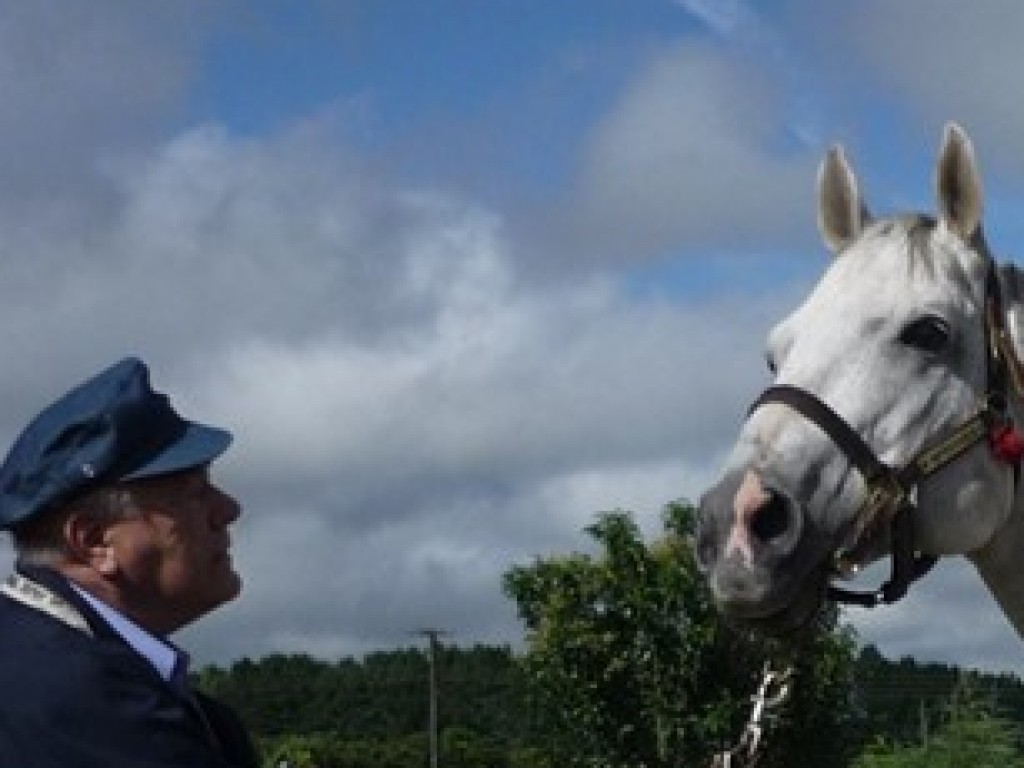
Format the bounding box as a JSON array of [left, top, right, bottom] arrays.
[[696, 468, 825, 633]]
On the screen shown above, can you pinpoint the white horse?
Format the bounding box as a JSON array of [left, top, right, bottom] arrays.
[[695, 124, 1024, 638]]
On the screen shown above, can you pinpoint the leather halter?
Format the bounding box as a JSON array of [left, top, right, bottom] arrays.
[[749, 259, 1024, 608]]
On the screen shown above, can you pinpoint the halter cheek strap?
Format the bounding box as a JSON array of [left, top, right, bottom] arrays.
[[748, 385, 997, 606]]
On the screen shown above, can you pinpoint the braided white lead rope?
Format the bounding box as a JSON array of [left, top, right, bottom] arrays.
[[710, 662, 792, 768]]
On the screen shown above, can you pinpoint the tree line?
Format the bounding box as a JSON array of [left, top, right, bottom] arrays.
[[198, 502, 1024, 767]]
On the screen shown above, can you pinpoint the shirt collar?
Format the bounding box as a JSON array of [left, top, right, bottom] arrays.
[[69, 583, 184, 683]]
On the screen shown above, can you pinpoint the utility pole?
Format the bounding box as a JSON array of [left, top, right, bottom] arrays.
[[416, 628, 449, 768]]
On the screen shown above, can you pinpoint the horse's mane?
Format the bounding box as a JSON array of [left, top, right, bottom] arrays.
[[998, 261, 1024, 305], [998, 261, 1024, 360], [865, 214, 998, 292]]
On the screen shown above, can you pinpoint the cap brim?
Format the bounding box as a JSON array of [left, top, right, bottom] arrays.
[[122, 422, 232, 481]]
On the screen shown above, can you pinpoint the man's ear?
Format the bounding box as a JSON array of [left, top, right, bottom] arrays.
[[63, 513, 118, 575]]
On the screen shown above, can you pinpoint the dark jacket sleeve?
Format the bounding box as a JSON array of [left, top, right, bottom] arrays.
[[196, 691, 262, 768]]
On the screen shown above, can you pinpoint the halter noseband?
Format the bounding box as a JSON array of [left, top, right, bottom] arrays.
[[749, 260, 1024, 608]]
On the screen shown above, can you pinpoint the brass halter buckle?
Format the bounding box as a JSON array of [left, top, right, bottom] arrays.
[[832, 469, 906, 579]]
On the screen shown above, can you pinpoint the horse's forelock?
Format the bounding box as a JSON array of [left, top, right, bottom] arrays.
[[854, 214, 937, 279], [860, 214, 989, 294]]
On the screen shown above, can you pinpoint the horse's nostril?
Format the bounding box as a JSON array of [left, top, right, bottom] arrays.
[[749, 490, 790, 543]]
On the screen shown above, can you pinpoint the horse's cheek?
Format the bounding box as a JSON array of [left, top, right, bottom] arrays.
[[918, 470, 1012, 554]]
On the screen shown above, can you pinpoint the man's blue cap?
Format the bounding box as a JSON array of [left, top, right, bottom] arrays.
[[0, 357, 232, 530]]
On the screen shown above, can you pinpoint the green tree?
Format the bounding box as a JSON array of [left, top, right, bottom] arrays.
[[200, 645, 530, 750], [503, 501, 859, 768]]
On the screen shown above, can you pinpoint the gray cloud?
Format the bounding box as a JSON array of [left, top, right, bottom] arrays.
[[556, 40, 817, 263], [785, 0, 1024, 181], [0, 2, 207, 203], [852, 0, 1024, 152], [847, 559, 1022, 673]]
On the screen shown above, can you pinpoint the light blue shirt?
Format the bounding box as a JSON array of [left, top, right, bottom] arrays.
[[69, 583, 185, 684]]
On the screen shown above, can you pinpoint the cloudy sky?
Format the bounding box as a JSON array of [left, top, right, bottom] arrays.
[[3, 0, 1024, 675]]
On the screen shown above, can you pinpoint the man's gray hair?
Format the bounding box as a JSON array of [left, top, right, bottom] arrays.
[[12, 485, 138, 566]]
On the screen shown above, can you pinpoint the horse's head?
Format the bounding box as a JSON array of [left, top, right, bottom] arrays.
[[695, 124, 1019, 633]]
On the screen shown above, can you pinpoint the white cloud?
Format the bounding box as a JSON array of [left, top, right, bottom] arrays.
[[178, 451, 729, 664], [675, 0, 747, 35], [787, 0, 1024, 178], [562, 40, 816, 260]]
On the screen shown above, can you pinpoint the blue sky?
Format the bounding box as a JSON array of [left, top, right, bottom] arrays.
[[191, 3, 665, 193], [2, 0, 1024, 675], [194, 3, 688, 127]]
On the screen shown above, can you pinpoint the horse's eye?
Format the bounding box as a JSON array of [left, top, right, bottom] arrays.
[[898, 316, 951, 353], [765, 352, 777, 375]]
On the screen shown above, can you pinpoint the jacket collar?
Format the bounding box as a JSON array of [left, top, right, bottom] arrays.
[[16, 563, 125, 643]]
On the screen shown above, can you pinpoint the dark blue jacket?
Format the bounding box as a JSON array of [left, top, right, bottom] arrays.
[[0, 566, 258, 768]]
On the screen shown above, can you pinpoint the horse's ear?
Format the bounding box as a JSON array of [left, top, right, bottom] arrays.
[[817, 145, 869, 255], [936, 122, 983, 240]]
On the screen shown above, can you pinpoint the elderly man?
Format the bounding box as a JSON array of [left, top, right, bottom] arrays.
[[0, 358, 256, 767]]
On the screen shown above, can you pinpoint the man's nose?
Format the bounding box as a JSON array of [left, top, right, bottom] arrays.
[[212, 485, 242, 526]]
